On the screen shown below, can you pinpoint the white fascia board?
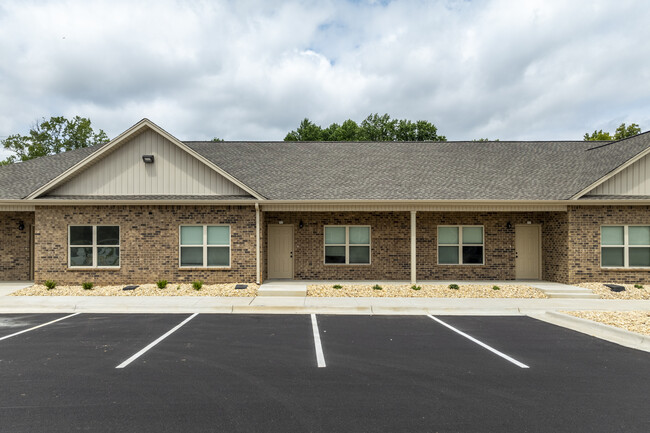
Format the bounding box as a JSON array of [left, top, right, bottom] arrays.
[[26, 119, 265, 201]]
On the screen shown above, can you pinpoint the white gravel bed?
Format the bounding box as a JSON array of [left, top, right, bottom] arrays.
[[564, 311, 650, 336], [307, 283, 547, 298], [576, 283, 650, 300], [10, 283, 259, 297]]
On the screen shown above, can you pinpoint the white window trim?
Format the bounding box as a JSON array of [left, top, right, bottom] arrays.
[[324, 225, 372, 265], [601, 225, 650, 269], [68, 225, 120, 269], [179, 224, 231, 268], [437, 225, 485, 265]]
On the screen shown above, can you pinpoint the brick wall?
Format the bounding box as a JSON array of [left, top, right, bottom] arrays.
[[567, 205, 650, 284], [265, 211, 568, 282], [34, 205, 257, 285], [265, 212, 411, 280], [0, 212, 34, 280]]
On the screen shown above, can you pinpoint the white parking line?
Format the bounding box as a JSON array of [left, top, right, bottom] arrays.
[[427, 315, 530, 369], [116, 313, 199, 369], [311, 314, 326, 368], [0, 313, 81, 341]]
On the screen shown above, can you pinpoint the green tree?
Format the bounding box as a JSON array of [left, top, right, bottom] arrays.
[[284, 118, 323, 141], [614, 123, 641, 140], [1, 116, 109, 165], [284, 114, 445, 142], [212, 137, 224, 142], [584, 123, 641, 141]]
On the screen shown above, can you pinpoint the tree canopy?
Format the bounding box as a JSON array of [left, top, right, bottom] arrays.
[[584, 122, 642, 141], [284, 113, 446, 142], [1, 116, 109, 165]]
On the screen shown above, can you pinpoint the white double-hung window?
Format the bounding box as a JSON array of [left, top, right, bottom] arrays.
[[180, 225, 230, 267], [438, 226, 484, 265], [69, 225, 120, 268], [324, 226, 371, 264], [601, 225, 650, 268]]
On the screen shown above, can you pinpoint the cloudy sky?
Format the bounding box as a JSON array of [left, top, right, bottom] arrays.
[[1, 0, 649, 160]]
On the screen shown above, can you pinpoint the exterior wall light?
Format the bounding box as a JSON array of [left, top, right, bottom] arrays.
[[18, 221, 25, 231], [142, 155, 155, 163], [299, 220, 304, 229], [506, 221, 512, 230]]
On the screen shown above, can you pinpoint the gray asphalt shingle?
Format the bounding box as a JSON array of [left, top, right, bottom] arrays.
[[2, 130, 650, 201]]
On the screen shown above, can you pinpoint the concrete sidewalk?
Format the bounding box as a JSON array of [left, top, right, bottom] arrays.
[[1, 295, 649, 315]]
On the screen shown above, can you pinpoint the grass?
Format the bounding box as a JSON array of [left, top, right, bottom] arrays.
[[372, 284, 383, 290], [448, 284, 459, 290], [411, 285, 422, 291], [635, 284, 644, 289], [492, 285, 500, 290], [44, 280, 57, 290], [333, 284, 342, 289], [82, 282, 94, 290], [192, 280, 203, 291], [156, 280, 168, 289]]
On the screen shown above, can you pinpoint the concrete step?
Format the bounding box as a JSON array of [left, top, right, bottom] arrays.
[[544, 292, 600, 299], [257, 284, 307, 297]]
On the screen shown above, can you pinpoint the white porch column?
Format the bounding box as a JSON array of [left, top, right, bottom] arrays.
[[410, 210, 417, 285], [255, 203, 260, 284]]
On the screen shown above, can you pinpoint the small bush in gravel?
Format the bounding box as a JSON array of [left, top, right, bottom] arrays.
[[635, 284, 644, 289], [492, 285, 500, 290], [333, 284, 342, 289], [192, 280, 203, 290], [157, 280, 168, 289], [44, 280, 57, 290], [448, 284, 459, 290], [411, 285, 422, 291], [372, 284, 383, 290], [176, 285, 181, 290], [82, 282, 94, 290]]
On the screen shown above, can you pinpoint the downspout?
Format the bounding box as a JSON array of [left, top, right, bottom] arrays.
[[411, 210, 417, 285], [256, 203, 261, 284]]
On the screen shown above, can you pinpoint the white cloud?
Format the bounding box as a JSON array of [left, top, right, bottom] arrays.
[[1, 0, 650, 162]]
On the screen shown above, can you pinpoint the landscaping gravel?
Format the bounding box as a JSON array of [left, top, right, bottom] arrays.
[[576, 283, 650, 300], [10, 283, 259, 297], [564, 310, 650, 336], [307, 283, 547, 298]]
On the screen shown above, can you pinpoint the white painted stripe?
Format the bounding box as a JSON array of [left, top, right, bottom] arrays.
[[0, 313, 81, 341], [116, 313, 198, 369], [311, 314, 326, 368], [427, 315, 529, 369]]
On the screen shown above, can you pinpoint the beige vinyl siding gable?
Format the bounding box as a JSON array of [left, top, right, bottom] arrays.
[[589, 151, 650, 196], [51, 129, 248, 196]]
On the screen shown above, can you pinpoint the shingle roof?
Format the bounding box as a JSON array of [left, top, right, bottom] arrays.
[[37, 194, 255, 201], [0, 143, 108, 199], [2, 129, 650, 201], [185, 132, 650, 200]]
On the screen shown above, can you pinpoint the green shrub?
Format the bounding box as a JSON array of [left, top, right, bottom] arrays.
[[372, 284, 383, 290], [333, 284, 342, 289], [176, 285, 182, 290], [192, 280, 203, 291], [156, 280, 168, 289], [44, 280, 57, 290], [634, 284, 644, 289], [411, 285, 422, 291], [82, 282, 94, 290], [492, 285, 500, 290], [448, 284, 459, 290]]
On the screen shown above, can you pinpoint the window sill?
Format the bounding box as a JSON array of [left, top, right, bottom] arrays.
[[178, 267, 232, 271], [324, 263, 371, 266], [600, 267, 650, 271], [437, 264, 485, 266], [67, 267, 121, 271]]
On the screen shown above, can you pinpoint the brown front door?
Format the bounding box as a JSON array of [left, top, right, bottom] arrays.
[[268, 225, 293, 279]]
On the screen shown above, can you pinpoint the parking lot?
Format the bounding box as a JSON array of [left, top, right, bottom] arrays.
[[1, 313, 649, 432]]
